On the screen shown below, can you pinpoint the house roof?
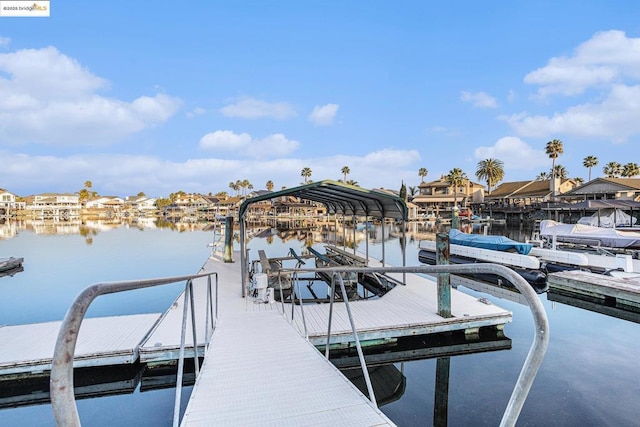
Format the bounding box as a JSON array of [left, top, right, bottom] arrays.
[[487, 179, 562, 199], [239, 180, 408, 220], [562, 177, 640, 196]]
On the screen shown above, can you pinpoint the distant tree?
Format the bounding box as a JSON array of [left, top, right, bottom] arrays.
[[408, 186, 418, 198], [622, 162, 639, 178], [574, 177, 584, 186], [84, 180, 92, 189], [137, 191, 146, 197], [215, 191, 228, 199], [418, 167, 428, 183], [552, 164, 568, 179], [341, 166, 350, 183], [346, 179, 359, 186], [475, 158, 504, 195], [446, 168, 468, 207], [155, 197, 172, 208], [536, 171, 549, 180], [546, 139, 564, 199], [78, 188, 90, 201], [603, 162, 622, 178], [583, 155, 598, 181], [266, 180, 274, 191], [169, 190, 186, 202], [399, 181, 407, 201], [301, 167, 312, 184]]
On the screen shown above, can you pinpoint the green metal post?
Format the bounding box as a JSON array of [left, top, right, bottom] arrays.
[[436, 232, 452, 318], [224, 215, 234, 263], [451, 206, 459, 230]]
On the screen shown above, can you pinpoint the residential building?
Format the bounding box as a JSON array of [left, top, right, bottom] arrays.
[[411, 176, 485, 215]]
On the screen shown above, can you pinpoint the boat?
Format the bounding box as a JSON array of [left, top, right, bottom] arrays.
[[0, 257, 23, 273], [577, 209, 637, 228], [418, 230, 547, 293], [539, 220, 640, 250]]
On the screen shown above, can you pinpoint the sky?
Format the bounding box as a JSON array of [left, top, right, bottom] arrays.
[[1, 1, 640, 198]]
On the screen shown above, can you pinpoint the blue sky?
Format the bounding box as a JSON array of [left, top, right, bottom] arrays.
[[1, 1, 639, 197]]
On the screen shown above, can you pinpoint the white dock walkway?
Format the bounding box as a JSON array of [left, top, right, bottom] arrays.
[[181, 310, 393, 426], [139, 252, 512, 360], [0, 313, 160, 377]]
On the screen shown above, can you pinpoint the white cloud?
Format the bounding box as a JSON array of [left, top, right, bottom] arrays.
[[0, 46, 181, 146], [503, 84, 640, 141], [199, 130, 300, 159], [525, 30, 640, 97], [186, 107, 206, 118], [0, 37, 10, 47], [460, 91, 498, 108], [309, 103, 339, 126], [474, 137, 549, 172], [0, 148, 421, 197], [219, 96, 296, 120], [199, 130, 252, 150]]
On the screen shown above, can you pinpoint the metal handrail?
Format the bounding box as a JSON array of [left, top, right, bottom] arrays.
[[49, 272, 218, 427], [278, 263, 549, 427], [326, 272, 377, 406]]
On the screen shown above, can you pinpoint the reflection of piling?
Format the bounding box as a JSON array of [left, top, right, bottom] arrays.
[[224, 215, 234, 263], [434, 356, 450, 427], [436, 233, 451, 318]]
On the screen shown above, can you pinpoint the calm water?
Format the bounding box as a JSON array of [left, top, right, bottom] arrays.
[[1, 220, 639, 426]]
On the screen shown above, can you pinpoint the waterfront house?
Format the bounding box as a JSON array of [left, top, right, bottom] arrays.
[[0, 189, 21, 218], [26, 193, 81, 220], [559, 178, 640, 202], [411, 176, 485, 216], [484, 179, 576, 208], [123, 196, 158, 217], [84, 196, 124, 219]]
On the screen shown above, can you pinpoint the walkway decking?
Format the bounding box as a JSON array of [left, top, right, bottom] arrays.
[[181, 310, 394, 426], [0, 313, 160, 377]]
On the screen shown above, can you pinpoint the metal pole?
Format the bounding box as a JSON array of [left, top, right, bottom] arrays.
[[436, 233, 452, 318], [224, 215, 234, 263], [325, 275, 336, 359]]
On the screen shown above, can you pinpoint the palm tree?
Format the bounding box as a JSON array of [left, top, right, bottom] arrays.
[[341, 166, 350, 183], [574, 177, 584, 186], [603, 162, 622, 178], [346, 179, 359, 186], [536, 171, 549, 181], [266, 180, 274, 191], [301, 167, 312, 184], [475, 158, 504, 195], [583, 155, 598, 181], [241, 179, 250, 195], [552, 164, 568, 179], [622, 162, 640, 178], [418, 167, 428, 183], [545, 139, 564, 199], [446, 168, 468, 208]]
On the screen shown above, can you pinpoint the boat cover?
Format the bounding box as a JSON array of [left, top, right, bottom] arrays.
[[577, 209, 637, 228], [448, 229, 533, 255], [539, 220, 640, 249]]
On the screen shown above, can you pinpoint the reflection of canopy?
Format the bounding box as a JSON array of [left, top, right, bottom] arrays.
[[239, 180, 408, 221]]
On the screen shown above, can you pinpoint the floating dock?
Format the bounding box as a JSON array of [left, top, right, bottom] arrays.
[[547, 270, 640, 312], [0, 314, 160, 377]]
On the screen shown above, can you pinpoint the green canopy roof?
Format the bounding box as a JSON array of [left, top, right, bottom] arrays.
[[238, 180, 408, 220]]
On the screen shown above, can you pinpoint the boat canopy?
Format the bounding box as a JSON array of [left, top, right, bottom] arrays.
[[449, 229, 533, 255], [238, 180, 408, 221]]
